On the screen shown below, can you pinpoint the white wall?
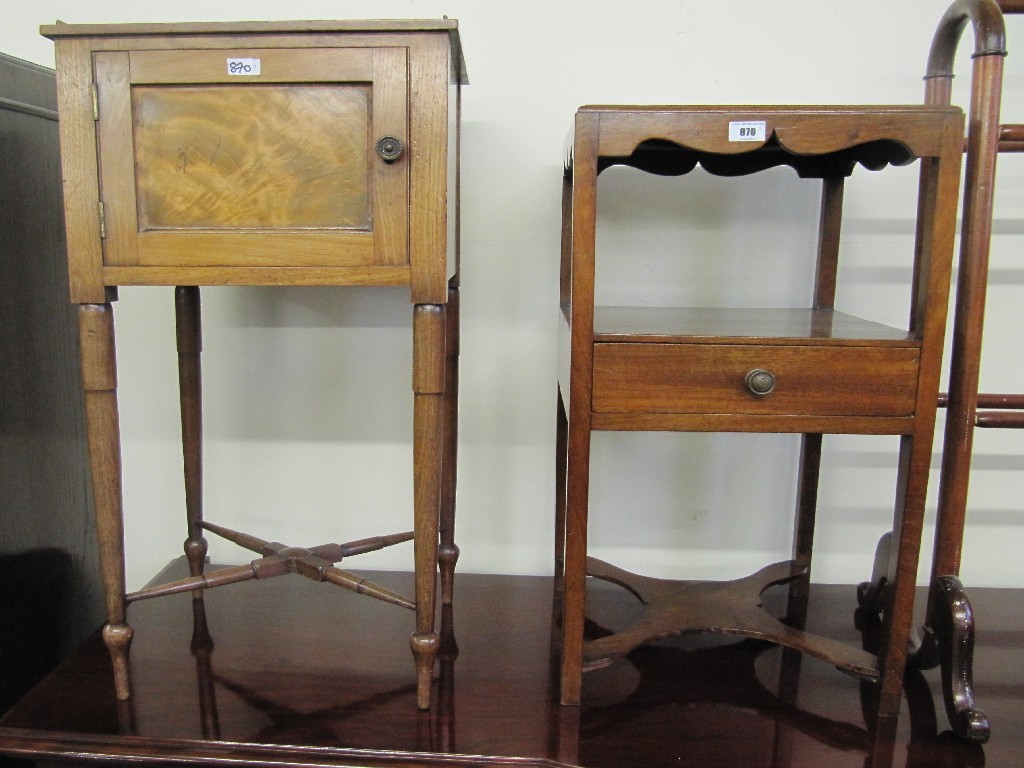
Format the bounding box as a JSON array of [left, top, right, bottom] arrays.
[[3, 1, 1023, 591]]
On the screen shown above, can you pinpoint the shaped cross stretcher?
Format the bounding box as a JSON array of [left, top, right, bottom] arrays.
[[125, 521, 415, 610], [583, 557, 879, 679]]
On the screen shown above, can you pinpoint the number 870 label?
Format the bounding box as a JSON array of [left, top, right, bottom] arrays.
[[227, 58, 261, 76], [728, 121, 767, 142]]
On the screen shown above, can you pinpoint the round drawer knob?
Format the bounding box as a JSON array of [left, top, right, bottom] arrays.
[[745, 368, 776, 396], [375, 135, 405, 163]]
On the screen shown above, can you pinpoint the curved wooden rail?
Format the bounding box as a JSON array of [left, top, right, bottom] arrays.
[[925, 0, 1004, 612], [915, 0, 1024, 745], [862, 0, 1022, 745], [926, 0, 1006, 81]]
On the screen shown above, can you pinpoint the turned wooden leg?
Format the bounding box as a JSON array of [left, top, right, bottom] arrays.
[[438, 286, 460, 607], [78, 303, 133, 700], [175, 286, 207, 580], [411, 304, 445, 709]]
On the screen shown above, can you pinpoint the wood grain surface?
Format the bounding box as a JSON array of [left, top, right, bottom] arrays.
[[134, 85, 371, 230]]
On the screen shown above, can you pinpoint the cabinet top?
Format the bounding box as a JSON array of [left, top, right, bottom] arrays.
[[40, 18, 459, 36], [41, 18, 467, 83]]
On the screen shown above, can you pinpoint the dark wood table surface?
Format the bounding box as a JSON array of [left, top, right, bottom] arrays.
[[1, 559, 1020, 767]]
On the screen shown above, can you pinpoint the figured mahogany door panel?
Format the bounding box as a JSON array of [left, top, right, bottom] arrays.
[[94, 47, 408, 270], [592, 342, 921, 417], [134, 84, 371, 230]]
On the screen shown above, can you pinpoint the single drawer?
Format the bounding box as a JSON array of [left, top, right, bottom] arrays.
[[592, 342, 920, 416]]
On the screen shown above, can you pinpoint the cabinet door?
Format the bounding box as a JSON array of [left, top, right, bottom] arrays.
[[94, 47, 407, 269]]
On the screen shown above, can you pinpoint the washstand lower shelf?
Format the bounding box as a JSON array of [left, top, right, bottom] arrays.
[[581, 557, 877, 679]]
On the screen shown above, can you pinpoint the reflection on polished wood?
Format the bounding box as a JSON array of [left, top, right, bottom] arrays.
[[1, 562, 1021, 768]]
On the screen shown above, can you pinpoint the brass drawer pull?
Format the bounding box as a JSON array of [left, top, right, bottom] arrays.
[[745, 368, 776, 396], [376, 135, 404, 163]]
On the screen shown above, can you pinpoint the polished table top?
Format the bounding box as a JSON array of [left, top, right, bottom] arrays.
[[1, 560, 1020, 767]]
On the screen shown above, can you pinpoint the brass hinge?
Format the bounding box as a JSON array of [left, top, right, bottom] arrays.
[[98, 201, 106, 239], [91, 83, 98, 121]]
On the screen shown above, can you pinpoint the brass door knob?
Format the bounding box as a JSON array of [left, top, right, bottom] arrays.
[[376, 135, 404, 163], [745, 368, 776, 396]]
